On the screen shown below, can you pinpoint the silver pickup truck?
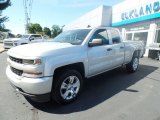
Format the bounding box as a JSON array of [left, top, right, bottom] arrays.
[[6, 27, 144, 104], [3, 34, 43, 49]]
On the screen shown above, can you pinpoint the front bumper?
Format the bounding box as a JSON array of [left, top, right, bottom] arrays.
[[3, 42, 16, 49], [10, 82, 50, 102], [6, 66, 53, 99], [4, 45, 13, 49]]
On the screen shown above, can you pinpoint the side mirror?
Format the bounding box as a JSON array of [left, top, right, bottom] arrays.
[[88, 39, 103, 47], [29, 37, 34, 41]]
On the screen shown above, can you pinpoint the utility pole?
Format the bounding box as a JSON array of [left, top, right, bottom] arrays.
[[24, 0, 28, 34], [23, 0, 33, 34]]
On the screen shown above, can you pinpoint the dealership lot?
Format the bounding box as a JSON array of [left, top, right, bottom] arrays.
[[0, 43, 4, 53], [0, 51, 160, 120]]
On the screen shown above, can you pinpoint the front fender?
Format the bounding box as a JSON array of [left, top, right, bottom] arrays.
[[43, 52, 88, 77]]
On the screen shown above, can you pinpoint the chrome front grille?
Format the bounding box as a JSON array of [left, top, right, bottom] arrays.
[[4, 42, 13, 46], [10, 67, 23, 76], [9, 56, 23, 64]]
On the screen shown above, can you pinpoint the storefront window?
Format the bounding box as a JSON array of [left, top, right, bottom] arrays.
[[134, 32, 148, 45], [155, 30, 160, 43], [126, 33, 132, 40], [157, 23, 160, 28]]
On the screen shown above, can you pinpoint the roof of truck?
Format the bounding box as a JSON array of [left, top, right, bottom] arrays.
[[23, 34, 42, 35], [64, 26, 119, 31]]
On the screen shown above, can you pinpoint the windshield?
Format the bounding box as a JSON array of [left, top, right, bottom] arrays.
[[53, 29, 91, 45], [21, 35, 30, 39]]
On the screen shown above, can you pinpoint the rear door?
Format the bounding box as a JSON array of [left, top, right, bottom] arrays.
[[108, 29, 125, 68], [87, 29, 115, 76]]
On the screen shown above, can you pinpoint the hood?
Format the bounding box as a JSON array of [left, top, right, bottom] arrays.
[[8, 42, 74, 57], [4, 38, 21, 42]]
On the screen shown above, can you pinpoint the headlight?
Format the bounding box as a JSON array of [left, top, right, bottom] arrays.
[[22, 58, 43, 78], [34, 59, 42, 65], [23, 59, 42, 65], [23, 59, 34, 64]]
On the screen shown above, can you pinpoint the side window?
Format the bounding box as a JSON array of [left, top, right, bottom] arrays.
[[110, 30, 121, 44], [34, 35, 42, 39], [29, 35, 34, 40], [91, 29, 109, 45]]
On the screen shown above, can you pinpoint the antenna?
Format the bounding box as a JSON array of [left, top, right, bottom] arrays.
[[23, 0, 33, 34]]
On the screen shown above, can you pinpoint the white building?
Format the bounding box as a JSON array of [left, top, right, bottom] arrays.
[[64, 5, 112, 30], [64, 0, 160, 56]]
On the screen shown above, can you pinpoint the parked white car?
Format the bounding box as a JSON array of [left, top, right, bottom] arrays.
[[3, 34, 43, 49], [6, 27, 145, 104]]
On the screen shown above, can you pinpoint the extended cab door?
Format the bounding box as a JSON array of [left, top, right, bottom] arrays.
[[108, 29, 125, 68], [87, 29, 114, 76]]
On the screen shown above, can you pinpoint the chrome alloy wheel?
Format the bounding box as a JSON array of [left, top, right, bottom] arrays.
[[60, 76, 80, 100], [132, 58, 139, 71]]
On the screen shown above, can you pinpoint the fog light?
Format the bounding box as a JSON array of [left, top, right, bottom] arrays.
[[24, 71, 42, 75]]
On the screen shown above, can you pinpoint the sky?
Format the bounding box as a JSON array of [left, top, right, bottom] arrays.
[[2, 0, 124, 34]]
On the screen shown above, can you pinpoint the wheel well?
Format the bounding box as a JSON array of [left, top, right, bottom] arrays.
[[54, 62, 85, 78], [134, 50, 141, 58]]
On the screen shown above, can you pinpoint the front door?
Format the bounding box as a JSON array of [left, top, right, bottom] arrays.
[[88, 29, 114, 76]]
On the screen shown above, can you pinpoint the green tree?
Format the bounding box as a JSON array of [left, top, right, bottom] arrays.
[[28, 23, 43, 34], [43, 27, 51, 37], [51, 25, 62, 38], [0, 0, 11, 32]]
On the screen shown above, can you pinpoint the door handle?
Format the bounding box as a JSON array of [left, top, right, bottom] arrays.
[[107, 48, 112, 51], [120, 46, 124, 49]]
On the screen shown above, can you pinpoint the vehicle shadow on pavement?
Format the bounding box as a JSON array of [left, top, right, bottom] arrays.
[[26, 65, 158, 114]]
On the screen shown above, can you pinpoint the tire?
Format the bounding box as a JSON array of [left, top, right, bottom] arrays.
[[126, 53, 139, 73], [52, 69, 83, 104]]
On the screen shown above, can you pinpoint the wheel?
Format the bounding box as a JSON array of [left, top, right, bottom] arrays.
[[52, 69, 83, 104], [126, 53, 139, 73]]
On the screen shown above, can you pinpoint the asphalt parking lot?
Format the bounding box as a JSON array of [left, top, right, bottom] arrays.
[[0, 51, 160, 120], [0, 43, 4, 53]]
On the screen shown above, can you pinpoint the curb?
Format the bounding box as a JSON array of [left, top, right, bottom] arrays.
[[0, 43, 5, 54], [0, 49, 6, 54]]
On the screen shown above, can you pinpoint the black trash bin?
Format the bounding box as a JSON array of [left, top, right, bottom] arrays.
[[148, 49, 159, 60]]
